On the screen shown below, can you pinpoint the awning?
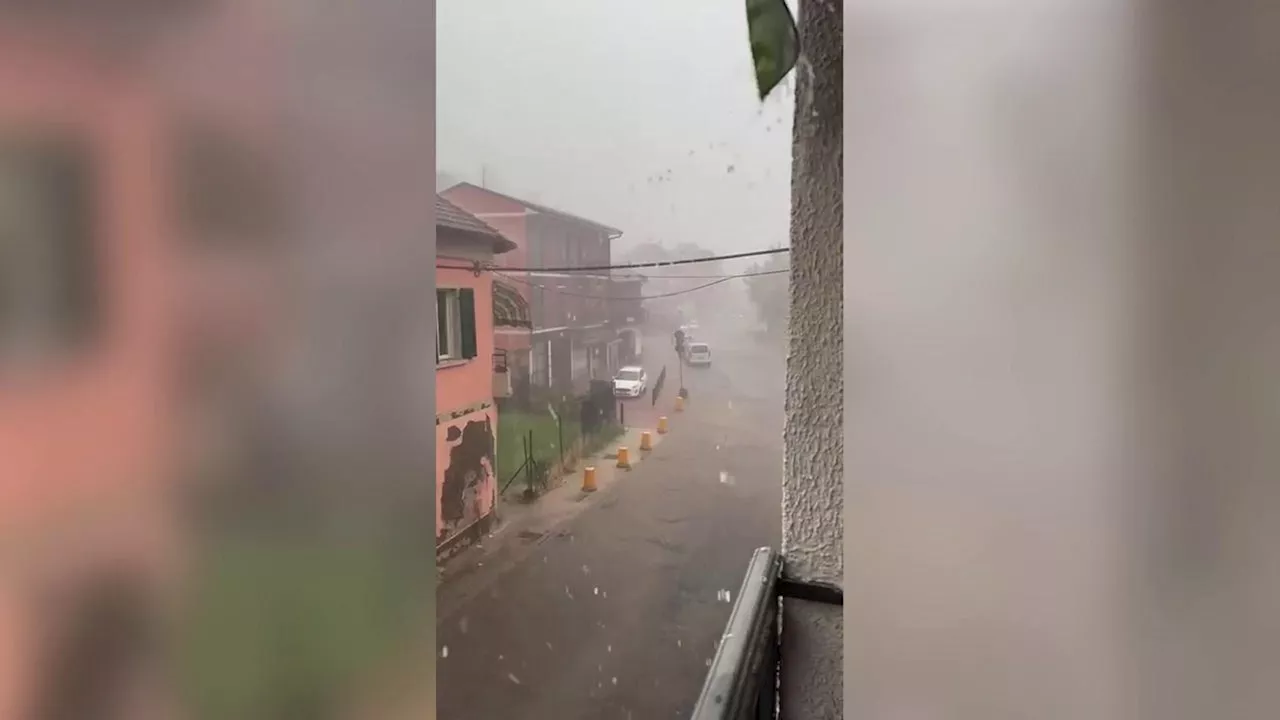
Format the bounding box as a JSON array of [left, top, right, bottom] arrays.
[[492, 281, 532, 328]]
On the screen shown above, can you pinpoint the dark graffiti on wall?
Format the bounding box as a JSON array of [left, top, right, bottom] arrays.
[[438, 415, 496, 543]]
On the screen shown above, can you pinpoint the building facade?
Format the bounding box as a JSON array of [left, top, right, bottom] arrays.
[[435, 196, 517, 550], [611, 273, 646, 366], [441, 183, 626, 397]]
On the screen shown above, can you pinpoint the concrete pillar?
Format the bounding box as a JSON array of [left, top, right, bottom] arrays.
[[780, 0, 844, 717]]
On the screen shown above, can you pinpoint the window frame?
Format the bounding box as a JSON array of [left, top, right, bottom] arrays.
[[436, 286, 477, 364], [436, 288, 463, 362]]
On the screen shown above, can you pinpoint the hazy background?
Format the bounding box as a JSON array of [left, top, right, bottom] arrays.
[[437, 0, 796, 259]]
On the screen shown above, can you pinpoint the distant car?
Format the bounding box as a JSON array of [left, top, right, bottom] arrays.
[[685, 342, 712, 367], [613, 366, 648, 398]]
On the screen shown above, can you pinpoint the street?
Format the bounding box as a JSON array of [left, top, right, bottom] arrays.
[[436, 326, 785, 720]]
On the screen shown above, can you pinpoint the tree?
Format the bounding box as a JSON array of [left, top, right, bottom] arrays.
[[619, 241, 724, 324], [744, 247, 790, 339]]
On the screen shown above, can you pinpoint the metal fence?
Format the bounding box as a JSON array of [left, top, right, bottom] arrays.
[[497, 382, 623, 499]]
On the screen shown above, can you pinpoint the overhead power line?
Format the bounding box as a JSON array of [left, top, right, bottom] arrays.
[[634, 267, 790, 280], [436, 246, 789, 273], [495, 268, 789, 301]]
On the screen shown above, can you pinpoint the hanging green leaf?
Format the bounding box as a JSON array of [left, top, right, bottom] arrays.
[[745, 0, 800, 100]]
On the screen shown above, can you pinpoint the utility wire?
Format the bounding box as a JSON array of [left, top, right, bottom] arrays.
[[436, 246, 789, 273], [634, 267, 790, 280], [495, 268, 788, 301]]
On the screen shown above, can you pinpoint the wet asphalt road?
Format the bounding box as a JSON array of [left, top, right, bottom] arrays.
[[436, 328, 784, 720]]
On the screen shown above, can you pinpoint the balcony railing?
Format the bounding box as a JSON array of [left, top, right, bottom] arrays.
[[692, 547, 781, 720], [692, 547, 844, 720]]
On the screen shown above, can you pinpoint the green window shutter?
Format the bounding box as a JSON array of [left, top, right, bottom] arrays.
[[459, 288, 477, 359], [436, 290, 448, 357]]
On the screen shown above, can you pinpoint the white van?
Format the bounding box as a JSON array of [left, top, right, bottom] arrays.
[[685, 342, 712, 367]]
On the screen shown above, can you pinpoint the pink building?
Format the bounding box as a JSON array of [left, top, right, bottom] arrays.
[[435, 196, 522, 551], [441, 183, 625, 396]]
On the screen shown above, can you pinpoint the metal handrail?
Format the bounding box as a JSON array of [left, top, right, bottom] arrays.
[[691, 546, 782, 720]]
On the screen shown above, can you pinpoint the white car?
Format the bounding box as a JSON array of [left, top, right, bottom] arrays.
[[613, 366, 648, 398], [685, 342, 712, 367]]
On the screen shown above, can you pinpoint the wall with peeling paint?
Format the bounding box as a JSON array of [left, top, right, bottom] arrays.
[[436, 229, 502, 548], [435, 407, 498, 546]]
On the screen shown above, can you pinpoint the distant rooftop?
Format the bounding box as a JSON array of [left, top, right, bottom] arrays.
[[446, 182, 623, 237]]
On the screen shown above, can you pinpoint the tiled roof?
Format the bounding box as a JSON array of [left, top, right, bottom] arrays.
[[445, 182, 623, 236], [436, 195, 516, 253], [437, 195, 499, 236]]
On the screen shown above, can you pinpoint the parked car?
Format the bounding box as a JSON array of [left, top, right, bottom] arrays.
[[612, 366, 648, 398], [685, 342, 712, 367]]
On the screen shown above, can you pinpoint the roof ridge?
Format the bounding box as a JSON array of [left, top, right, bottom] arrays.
[[444, 182, 622, 236]]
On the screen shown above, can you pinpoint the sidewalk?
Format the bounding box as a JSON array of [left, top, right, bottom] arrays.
[[438, 424, 667, 619]]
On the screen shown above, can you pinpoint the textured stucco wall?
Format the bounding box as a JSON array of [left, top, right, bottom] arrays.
[[781, 0, 844, 716]]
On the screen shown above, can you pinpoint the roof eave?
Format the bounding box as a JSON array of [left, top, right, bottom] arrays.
[[492, 235, 518, 254], [462, 227, 517, 255]]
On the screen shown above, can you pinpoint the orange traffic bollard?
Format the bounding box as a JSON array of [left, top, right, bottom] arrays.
[[640, 431, 653, 451], [675, 395, 685, 412], [657, 416, 669, 434], [582, 466, 598, 492], [616, 446, 631, 469]]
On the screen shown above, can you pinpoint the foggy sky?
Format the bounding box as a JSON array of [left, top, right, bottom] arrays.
[[436, 0, 795, 259]]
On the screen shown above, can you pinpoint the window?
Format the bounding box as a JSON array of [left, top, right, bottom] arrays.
[[436, 288, 477, 362], [0, 137, 97, 367]]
